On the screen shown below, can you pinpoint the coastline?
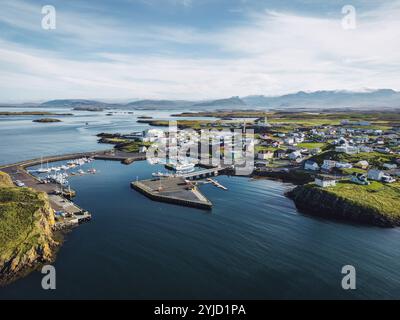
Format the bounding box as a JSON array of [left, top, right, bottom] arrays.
[[287, 184, 400, 228]]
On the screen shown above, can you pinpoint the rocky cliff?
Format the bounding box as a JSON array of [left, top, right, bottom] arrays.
[[0, 172, 58, 286], [287, 185, 400, 228]]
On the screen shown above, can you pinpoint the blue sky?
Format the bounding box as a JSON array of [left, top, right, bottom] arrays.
[[0, 0, 399, 102]]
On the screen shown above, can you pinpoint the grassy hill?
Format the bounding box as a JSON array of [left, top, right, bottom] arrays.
[[288, 181, 400, 227], [0, 171, 57, 285]]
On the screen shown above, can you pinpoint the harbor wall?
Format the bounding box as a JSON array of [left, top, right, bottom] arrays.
[[131, 181, 212, 210]]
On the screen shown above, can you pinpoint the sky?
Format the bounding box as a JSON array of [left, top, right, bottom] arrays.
[[0, 0, 400, 103]]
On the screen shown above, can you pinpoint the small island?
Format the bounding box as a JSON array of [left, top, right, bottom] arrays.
[[73, 106, 104, 112], [137, 116, 153, 119], [33, 118, 62, 123]]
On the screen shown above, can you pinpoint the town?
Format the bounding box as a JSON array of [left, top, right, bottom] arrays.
[[98, 110, 400, 226]]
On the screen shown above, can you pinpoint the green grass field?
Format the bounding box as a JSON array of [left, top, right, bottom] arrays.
[[0, 172, 55, 274], [310, 150, 397, 167], [297, 142, 327, 149], [319, 180, 400, 219]]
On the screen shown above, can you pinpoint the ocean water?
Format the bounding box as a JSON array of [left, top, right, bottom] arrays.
[[1, 110, 400, 299]]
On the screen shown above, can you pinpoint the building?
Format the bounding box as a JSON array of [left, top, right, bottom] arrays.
[[284, 137, 295, 145], [368, 169, 385, 181], [310, 148, 322, 155], [383, 163, 397, 170], [351, 174, 370, 185], [288, 150, 302, 160], [335, 162, 353, 169], [304, 160, 320, 171], [139, 146, 148, 153], [321, 160, 336, 171], [315, 176, 337, 188], [359, 145, 373, 153], [355, 160, 369, 169], [257, 150, 274, 160], [335, 145, 359, 154]]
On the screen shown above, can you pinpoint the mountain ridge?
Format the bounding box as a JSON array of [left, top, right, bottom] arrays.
[[33, 89, 400, 110]]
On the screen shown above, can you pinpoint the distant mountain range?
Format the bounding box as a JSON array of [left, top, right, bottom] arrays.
[[35, 89, 400, 110], [242, 89, 400, 109]]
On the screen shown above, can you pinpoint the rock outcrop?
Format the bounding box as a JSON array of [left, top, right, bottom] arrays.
[[0, 176, 58, 286], [287, 185, 400, 228]]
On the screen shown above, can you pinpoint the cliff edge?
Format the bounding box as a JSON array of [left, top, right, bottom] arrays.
[[0, 172, 58, 286]]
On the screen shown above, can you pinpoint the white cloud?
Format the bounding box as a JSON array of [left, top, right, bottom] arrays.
[[1, 0, 400, 101]]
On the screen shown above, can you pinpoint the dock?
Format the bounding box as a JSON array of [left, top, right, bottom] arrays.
[[131, 177, 213, 210], [0, 150, 147, 171], [206, 178, 228, 190], [180, 166, 230, 180]]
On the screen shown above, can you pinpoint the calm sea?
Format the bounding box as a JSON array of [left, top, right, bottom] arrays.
[[1, 109, 400, 299]]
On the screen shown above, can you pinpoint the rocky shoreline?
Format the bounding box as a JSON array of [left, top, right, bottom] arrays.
[[0, 174, 61, 286], [287, 185, 400, 228]]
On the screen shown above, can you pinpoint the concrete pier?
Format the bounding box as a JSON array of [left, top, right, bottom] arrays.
[[132, 177, 213, 210]]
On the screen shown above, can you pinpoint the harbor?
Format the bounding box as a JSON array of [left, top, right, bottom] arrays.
[[0, 147, 233, 221], [0, 149, 147, 230], [132, 165, 231, 209]]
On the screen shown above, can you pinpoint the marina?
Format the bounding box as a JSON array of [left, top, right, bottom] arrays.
[[0, 150, 148, 230]]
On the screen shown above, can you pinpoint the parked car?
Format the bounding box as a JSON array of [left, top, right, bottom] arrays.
[[15, 180, 25, 187]]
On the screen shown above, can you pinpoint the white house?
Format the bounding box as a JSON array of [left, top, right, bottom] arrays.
[[315, 176, 337, 188], [304, 160, 320, 171], [335, 162, 353, 169], [351, 174, 370, 185], [368, 169, 385, 181], [288, 150, 302, 160], [284, 137, 295, 145], [355, 160, 369, 169], [376, 147, 391, 154], [383, 163, 397, 170], [321, 160, 336, 171], [335, 145, 359, 154], [359, 145, 373, 153]]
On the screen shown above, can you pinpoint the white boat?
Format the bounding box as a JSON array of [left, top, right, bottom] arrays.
[[165, 161, 195, 172], [37, 158, 51, 173], [176, 163, 195, 172], [152, 171, 177, 178], [47, 173, 68, 186]]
